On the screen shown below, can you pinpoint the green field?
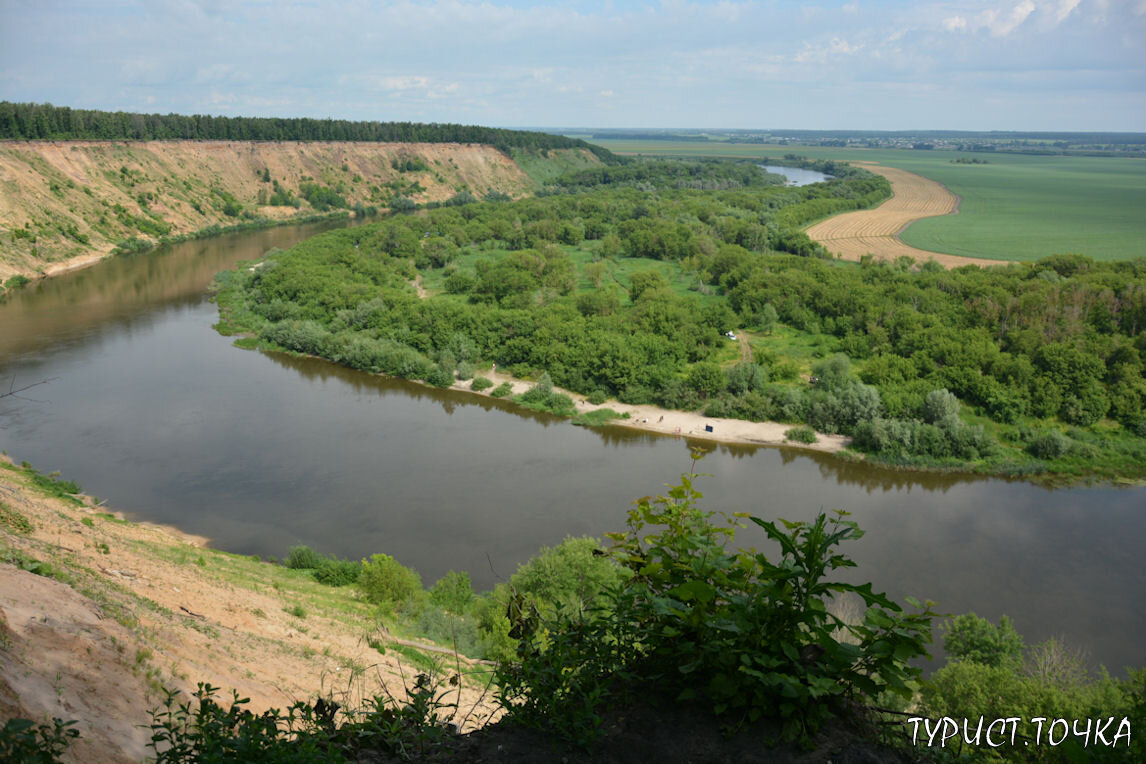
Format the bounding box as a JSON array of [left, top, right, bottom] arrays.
[[592, 140, 1146, 262]]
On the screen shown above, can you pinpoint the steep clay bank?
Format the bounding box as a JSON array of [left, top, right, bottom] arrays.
[[0, 141, 596, 281]]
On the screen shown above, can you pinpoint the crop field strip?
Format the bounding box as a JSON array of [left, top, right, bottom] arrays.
[[804, 163, 1004, 268]]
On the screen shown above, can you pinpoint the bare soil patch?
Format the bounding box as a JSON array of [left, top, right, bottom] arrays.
[[805, 163, 1003, 268], [0, 456, 498, 763]]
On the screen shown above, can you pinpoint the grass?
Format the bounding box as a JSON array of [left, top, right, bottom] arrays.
[[0, 503, 34, 534], [390, 643, 440, 672], [592, 140, 1146, 262], [571, 408, 628, 427], [509, 147, 602, 186]]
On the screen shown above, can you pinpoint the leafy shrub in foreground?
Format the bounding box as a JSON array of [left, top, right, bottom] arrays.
[[0, 717, 79, 762], [470, 376, 494, 392], [496, 457, 936, 746]]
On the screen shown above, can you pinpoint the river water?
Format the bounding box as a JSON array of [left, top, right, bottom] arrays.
[[1, 223, 1142, 673], [761, 165, 832, 186]]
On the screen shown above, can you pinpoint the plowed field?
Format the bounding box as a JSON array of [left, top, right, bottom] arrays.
[[805, 163, 1003, 268]]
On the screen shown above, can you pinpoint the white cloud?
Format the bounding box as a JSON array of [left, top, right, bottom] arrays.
[[378, 76, 431, 92], [943, 15, 968, 31], [794, 36, 863, 64], [982, 1, 1036, 37], [1054, 0, 1082, 23]]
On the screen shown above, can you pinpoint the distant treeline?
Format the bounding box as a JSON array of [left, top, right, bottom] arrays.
[[588, 127, 1146, 146], [0, 102, 620, 163]]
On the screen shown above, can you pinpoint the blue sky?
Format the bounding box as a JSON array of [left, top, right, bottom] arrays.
[[1, 0, 1143, 131]]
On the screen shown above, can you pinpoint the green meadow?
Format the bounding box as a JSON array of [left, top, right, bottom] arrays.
[[592, 140, 1146, 262]]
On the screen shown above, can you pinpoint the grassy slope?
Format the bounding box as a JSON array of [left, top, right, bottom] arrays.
[[509, 146, 604, 185], [0, 455, 497, 762], [592, 140, 1146, 262]]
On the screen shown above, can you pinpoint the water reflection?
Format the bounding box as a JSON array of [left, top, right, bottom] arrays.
[[0, 219, 357, 360]]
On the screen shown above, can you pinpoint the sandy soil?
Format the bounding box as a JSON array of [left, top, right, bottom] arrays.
[[805, 163, 1006, 268], [449, 370, 849, 454], [0, 456, 499, 763], [0, 140, 585, 282]]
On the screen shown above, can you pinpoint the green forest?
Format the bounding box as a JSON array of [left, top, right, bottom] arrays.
[[212, 157, 1146, 481], [0, 102, 618, 163]]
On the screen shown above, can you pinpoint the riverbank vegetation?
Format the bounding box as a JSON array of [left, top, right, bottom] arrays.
[[213, 156, 1146, 482]]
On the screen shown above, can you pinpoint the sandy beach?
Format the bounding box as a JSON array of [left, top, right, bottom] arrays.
[[450, 369, 850, 454]]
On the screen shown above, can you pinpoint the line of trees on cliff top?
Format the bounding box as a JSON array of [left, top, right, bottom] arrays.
[[0, 101, 620, 163]]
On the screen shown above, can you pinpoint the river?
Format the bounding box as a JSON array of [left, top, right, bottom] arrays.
[[1, 223, 1142, 673], [761, 165, 832, 186]]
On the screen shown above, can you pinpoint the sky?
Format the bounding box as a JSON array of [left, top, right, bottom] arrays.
[[1, 0, 1143, 132]]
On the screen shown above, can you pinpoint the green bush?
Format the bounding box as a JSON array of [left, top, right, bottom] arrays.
[[312, 558, 361, 586], [509, 536, 625, 619], [941, 613, 1024, 670], [520, 372, 554, 403], [0, 717, 80, 761], [922, 654, 1132, 758], [284, 545, 323, 570], [359, 554, 422, 607], [489, 382, 514, 398], [571, 408, 624, 427], [497, 462, 936, 745], [470, 376, 493, 392], [3, 274, 31, 290], [429, 570, 474, 614], [1028, 429, 1072, 460], [784, 425, 818, 444], [409, 603, 481, 657], [587, 390, 608, 405]]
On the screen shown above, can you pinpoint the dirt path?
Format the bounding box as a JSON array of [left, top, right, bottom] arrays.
[[805, 163, 1006, 268], [738, 334, 752, 364]]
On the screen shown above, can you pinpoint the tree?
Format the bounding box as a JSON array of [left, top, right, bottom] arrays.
[[358, 554, 422, 607], [584, 261, 606, 288], [726, 362, 767, 395], [687, 362, 726, 399], [627, 269, 669, 302], [756, 303, 779, 335], [923, 389, 961, 428], [942, 613, 1024, 670]]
